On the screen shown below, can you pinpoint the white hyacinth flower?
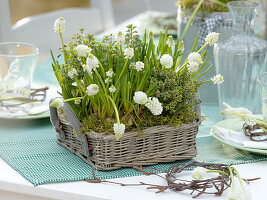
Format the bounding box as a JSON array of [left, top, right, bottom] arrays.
[[187, 61, 199, 73], [166, 35, 174, 47], [105, 78, 111, 83], [135, 61, 145, 72], [82, 64, 93, 75], [109, 85, 116, 93], [160, 54, 173, 69], [133, 91, 148, 105], [71, 82, 77, 87], [106, 69, 114, 77], [145, 97, 163, 115], [68, 68, 78, 79], [50, 98, 64, 108], [129, 62, 135, 69], [211, 74, 224, 84], [227, 186, 252, 200], [221, 107, 256, 125], [86, 54, 99, 70], [124, 47, 134, 59], [187, 52, 203, 65], [113, 123, 125, 140], [54, 17, 65, 33], [115, 31, 125, 45], [86, 84, 99, 96], [74, 99, 81, 104], [178, 40, 185, 52], [205, 32, 220, 45], [74, 44, 92, 57], [192, 167, 207, 180]]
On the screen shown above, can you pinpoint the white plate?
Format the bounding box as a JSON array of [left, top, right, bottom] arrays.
[[211, 119, 267, 155], [0, 84, 60, 119]]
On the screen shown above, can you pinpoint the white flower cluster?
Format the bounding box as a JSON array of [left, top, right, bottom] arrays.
[[106, 69, 114, 77], [54, 17, 65, 33], [205, 32, 220, 45], [74, 99, 81, 104], [192, 167, 207, 180], [221, 107, 256, 126], [166, 35, 174, 47], [227, 184, 252, 200], [133, 91, 163, 115], [211, 74, 224, 84], [113, 123, 125, 140], [124, 47, 134, 59], [135, 61, 145, 72], [187, 52, 203, 73], [68, 68, 78, 79], [109, 85, 116, 93], [115, 31, 125, 45], [83, 54, 99, 74], [160, 54, 173, 69], [86, 84, 99, 96], [74, 44, 92, 57]]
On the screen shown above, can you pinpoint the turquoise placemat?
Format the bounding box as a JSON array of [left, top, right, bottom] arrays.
[[0, 117, 267, 186]]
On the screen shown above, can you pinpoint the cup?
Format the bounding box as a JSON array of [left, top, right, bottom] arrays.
[[257, 72, 267, 121], [0, 42, 38, 111]]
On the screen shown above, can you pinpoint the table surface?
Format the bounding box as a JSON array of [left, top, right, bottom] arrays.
[[1, 11, 266, 200]]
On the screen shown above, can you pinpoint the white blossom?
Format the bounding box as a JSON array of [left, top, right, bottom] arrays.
[[227, 186, 252, 200], [205, 32, 220, 45], [115, 31, 125, 45], [54, 17, 65, 33], [187, 61, 199, 73], [71, 82, 77, 87], [133, 91, 148, 105], [221, 107, 256, 125], [105, 78, 111, 83], [109, 85, 116, 93], [192, 167, 207, 180], [86, 84, 99, 96], [145, 97, 163, 115], [124, 47, 134, 59], [135, 61, 145, 72], [187, 52, 203, 65], [82, 64, 93, 75], [86, 54, 99, 70], [74, 45, 92, 57], [211, 74, 224, 84], [166, 35, 174, 47], [68, 68, 77, 79], [129, 62, 135, 69], [113, 123, 125, 140], [178, 40, 185, 52], [74, 99, 81, 104], [106, 69, 114, 77], [160, 54, 173, 69]]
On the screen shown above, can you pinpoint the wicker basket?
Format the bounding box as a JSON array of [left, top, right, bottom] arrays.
[[50, 99, 201, 171]]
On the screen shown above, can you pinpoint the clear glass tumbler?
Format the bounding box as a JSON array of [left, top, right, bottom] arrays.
[[0, 42, 38, 111]]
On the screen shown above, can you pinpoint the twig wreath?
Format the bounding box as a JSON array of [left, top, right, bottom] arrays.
[[85, 162, 260, 199]]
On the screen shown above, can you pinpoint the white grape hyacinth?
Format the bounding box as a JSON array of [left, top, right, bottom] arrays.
[[68, 68, 78, 79], [106, 69, 114, 77], [187, 52, 203, 65], [135, 61, 145, 72], [74, 99, 81, 104], [54, 17, 65, 33], [145, 97, 163, 116], [105, 78, 111, 83], [115, 31, 125, 45], [205, 32, 220, 45], [124, 47, 134, 59], [187, 61, 199, 73], [82, 64, 93, 75], [160, 54, 173, 69], [192, 167, 207, 180], [166, 35, 174, 47], [227, 185, 252, 200], [133, 91, 148, 105], [86, 54, 99, 70], [211, 74, 224, 84], [109, 85, 116, 93], [74, 44, 92, 57], [86, 84, 99, 96], [113, 123, 125, 140]]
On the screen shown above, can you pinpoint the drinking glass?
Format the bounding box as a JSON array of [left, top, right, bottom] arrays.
[[0, 42, 38, 111]]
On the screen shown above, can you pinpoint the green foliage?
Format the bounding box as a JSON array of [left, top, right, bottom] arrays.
[[177, 0, 233, 13]]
